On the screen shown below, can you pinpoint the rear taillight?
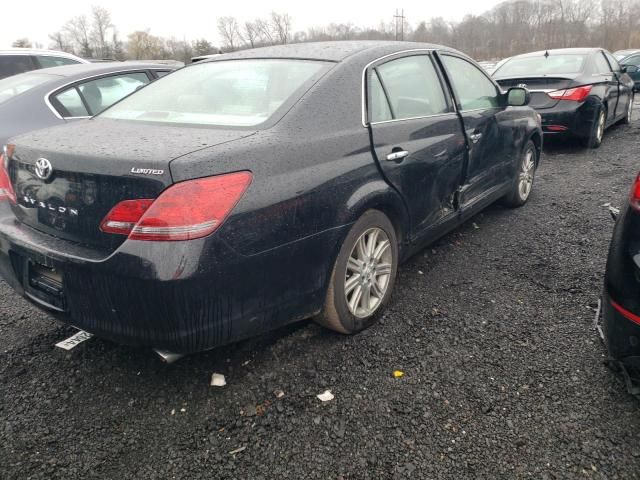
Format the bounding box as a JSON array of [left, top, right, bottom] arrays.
[[100, 171, 252, 241], [548, 85, 592, 102], [629, 173, 640, 212], [0, 144, 16, 204]]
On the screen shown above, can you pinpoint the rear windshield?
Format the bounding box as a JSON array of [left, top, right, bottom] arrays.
[[0, 72, 56, 105], [494, 54, 587, 77], [100, 59, 330, 127]]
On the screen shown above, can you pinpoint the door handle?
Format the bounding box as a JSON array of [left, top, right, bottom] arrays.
[[386, 150, 409, 162], [469, 132, 483, 143]]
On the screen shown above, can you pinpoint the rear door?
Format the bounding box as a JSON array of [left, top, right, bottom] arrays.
[[366, 52, 467, 240], [594, 51, 620, 122], [437, 53, 510, 211]]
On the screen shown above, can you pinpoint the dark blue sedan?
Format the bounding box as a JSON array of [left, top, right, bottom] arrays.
[[0, 42, 541, 356]]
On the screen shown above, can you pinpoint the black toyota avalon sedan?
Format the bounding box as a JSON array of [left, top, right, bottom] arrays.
[[601, 173, 640, 382], [0, 41, 542, 354], [493, 48, 634, 148]]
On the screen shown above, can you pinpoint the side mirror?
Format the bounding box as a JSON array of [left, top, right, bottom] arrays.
[[623, 64, 639, 73], [507, 87, 530, 107]]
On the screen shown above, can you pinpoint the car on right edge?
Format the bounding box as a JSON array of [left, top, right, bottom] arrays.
[[493, 48, 634, 148], [601, 173, 640, 388]]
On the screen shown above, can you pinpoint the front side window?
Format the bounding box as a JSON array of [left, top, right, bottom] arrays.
[[100, 59, 330, 127], [36, 56, 81, 68], [372, 55, 449, 121], [441, 55, 499, 111], [0, 72, 55, 104]]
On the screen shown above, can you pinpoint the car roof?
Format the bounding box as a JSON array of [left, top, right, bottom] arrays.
[[0, 48, 88, 61], [510, 48, 602, 58], [30, 62, 176, 78], [203, 41, 459, 63]]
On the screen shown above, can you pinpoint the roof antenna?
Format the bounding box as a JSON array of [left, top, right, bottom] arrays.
[[544, 50, 549, 58]]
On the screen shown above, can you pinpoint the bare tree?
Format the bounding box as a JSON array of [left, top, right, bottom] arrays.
[[48, 31, 73, 52], [12, 38, 33, 48], [240, 21, 260, 48], [65, 15, 93, 57], [91, 6, 113, 58], [218, 16, 241, 51], [271, 11, 292, 44], [127, 30, 164, 60]]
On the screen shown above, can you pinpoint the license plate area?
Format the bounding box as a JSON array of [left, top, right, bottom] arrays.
[[24, 259, 66, 311]]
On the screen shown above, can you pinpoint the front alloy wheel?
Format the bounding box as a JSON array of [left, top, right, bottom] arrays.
[[622, 94, 634, 125], [502, 139, 537, 208]]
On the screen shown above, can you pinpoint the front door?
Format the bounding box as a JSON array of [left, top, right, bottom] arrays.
[[437, 53, 511, 211]]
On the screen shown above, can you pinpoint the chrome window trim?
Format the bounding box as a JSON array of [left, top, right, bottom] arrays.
[[369, 111, 458, 126], [361, 48, 446, 127], [44, 68, 164, 120]]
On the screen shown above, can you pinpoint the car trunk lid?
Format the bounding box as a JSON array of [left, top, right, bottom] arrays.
[[495, 75, 580, 109], [6, 119, 255, 252]]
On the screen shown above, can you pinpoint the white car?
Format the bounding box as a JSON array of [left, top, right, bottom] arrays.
[[0, 48, 89, 80]]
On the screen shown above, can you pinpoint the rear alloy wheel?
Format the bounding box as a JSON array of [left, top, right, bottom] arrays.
[[587, 108, 606, 148], [315, 210, 398, 334], [621, 94, 634, 125], [502, 140, 537, 208]]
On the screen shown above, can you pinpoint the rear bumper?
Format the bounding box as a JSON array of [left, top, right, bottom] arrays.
[[602, 288, 640, 367], [536, 99, 600, 138], [0, 207, 346, 353]]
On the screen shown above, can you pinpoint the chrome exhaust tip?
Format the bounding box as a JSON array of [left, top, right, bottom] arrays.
[[154, 349, 184, 364]]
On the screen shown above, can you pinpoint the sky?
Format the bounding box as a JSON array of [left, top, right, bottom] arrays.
[[2, 0, 503, 49]]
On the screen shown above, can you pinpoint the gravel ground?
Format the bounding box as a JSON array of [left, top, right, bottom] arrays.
[[1, 103, 640, 480]]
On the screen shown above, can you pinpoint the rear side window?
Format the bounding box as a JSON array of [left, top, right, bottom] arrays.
[[371, 55, 449, 122], [77, 72, 149, 114], [54, 88, 89, 117], [368, 72, 392, 122], [594, 53, 611, 73], [441, 55, 499, 111], [35, 55, 81, 68], [52, 72, 150, 118], [0, 55, 35, 79], [604, 52, 621, 72]]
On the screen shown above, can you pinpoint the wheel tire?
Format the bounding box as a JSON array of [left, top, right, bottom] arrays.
[[314, 209, 398, 334], [620, 94, 634, 125], [502, 139, 537, 208], [585, 107, 606, 148]]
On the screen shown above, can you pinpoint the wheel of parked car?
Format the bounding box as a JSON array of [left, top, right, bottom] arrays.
[[502, 139, 538, 208], [315, 210, 399, 334], [586, 107, 607, 148], [621, 93, 634, 125]]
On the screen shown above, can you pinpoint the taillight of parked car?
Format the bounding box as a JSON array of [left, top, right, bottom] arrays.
[[629, 173, 640, 212], [547, 85, 592, 102], [0, 145, 16, 204], [100, 171, 253, 241]]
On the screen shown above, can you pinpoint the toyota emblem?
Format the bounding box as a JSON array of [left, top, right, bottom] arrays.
[[35, 158, 53, 181]]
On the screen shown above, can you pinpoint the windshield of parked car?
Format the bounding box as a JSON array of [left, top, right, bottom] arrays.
[[100, 59, 330, 127], [493, 54, 587, 76], [0, 72, 56, 105]]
